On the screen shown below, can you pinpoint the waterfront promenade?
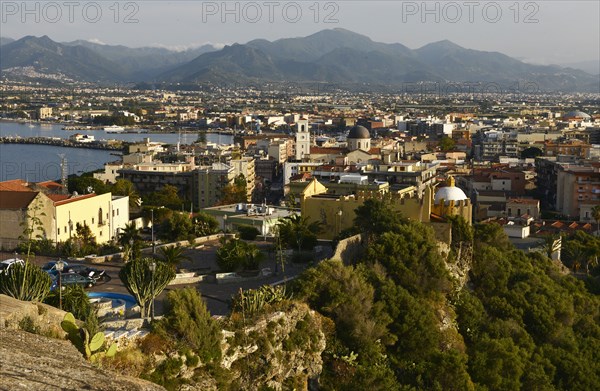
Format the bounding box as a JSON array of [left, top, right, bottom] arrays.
[[0, 136, 125, 151]]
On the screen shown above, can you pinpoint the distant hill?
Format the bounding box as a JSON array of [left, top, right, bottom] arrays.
[[61, 40, 218, 81], [0, 37, 15, 46], [2, 30, 598, 92], [0, 36, 128, 82], [161, 28, 599, 92], [554, 60, 600, 76]]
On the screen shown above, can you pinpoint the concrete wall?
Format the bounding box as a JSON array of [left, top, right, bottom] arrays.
[[0, 192, 54, 249], [331, 234, 365, 265]]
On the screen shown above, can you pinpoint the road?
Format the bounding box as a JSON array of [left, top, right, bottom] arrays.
[[2, 239, 328, 316]]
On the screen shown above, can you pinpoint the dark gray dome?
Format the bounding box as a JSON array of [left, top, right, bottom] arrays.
[[348, 125, 370, 139], [563, 110, 591, 119]]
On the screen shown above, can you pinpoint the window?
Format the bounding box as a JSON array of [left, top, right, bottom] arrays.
[[58, 228, 60, 235], [508, 208, 512, 216], [92, 218, 95, 224], [98, 208, 103, 225], [117, 209, 119, 216]]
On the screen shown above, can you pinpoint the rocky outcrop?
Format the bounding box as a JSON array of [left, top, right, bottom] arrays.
[[0, 328, 165, 391], [445, 241, 474, 291], [221, 301, 326, 390], [0, 294, 68, 334]]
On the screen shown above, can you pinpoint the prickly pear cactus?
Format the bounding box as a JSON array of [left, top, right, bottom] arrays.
[[60, 312, 117, 362]]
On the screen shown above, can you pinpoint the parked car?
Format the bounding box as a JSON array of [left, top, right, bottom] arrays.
[[0, 258, 25, 275], [42, 260, 69, 274], [51, 272, 95, 290], [64, 264, 109, 282]]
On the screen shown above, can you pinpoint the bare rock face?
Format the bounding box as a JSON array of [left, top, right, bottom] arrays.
[[0, 294, 68, 334], [0, 328, 166, 391], [221, 302, 326, 390]]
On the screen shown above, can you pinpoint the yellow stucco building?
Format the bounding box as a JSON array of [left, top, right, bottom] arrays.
[[0, 180, 130, 247], [299, 177, 471, 240]]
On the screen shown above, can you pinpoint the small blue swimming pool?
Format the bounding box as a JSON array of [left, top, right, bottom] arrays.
[[88, 292, 137, 309]]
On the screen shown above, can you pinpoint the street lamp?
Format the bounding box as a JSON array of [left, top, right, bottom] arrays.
[[55, 259, 65, 310], [68, 215, 73, 239], [223, 214, 228, 232], [151, 208, 155, 254], [337, 209, 343, 236], [149, 261, 156, 321]]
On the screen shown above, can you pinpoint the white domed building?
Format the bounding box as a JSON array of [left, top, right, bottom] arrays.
[[347, 125, 371, 152], [431, 176, 472, 222]]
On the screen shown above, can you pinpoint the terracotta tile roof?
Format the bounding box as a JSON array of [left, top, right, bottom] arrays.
[[0, 179, 32, 192], [47, 194, 70, 202], [36, 181, 64, 191], [310, 147, 346, 154], [53, 193, 97, 206], [0, 191, 38, 209], [550, 221, 564, 228]]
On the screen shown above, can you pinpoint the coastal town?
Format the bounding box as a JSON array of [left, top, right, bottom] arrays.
[[1, 20, 599, 391]]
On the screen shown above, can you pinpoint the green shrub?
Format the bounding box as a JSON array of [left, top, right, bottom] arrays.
[[237, 225, 260, 240], [153, 287, 222, 363], [0, 261, 52, 302], [216, 238, 264, 272], [18, 316, 40, 334], [45, 285, 92, 321]]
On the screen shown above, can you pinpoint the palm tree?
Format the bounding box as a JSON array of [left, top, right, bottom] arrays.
[[112, 179, 141, 208], [591, 205, 600, 237], [119, 222, 142, 261], [119, 222, 141, 247], [277, 214, 323, 253], [158, 245, 190, 270]]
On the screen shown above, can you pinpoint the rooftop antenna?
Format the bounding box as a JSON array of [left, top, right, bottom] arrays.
[[58, 154, 68, 194]]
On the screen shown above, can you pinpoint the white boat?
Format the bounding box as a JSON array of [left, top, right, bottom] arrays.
[[104, 125, 125, 133]]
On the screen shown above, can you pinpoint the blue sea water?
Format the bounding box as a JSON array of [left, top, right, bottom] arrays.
[[0, 121, 234, 182]]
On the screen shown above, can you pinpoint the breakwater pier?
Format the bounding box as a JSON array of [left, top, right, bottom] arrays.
[[0, 136, 124, 151]]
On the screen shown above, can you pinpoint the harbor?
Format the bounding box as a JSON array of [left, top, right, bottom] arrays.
[[0, 136, 125, 151]]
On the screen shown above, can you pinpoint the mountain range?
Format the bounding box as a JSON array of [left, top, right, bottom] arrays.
[[1, 29, 598, 92]]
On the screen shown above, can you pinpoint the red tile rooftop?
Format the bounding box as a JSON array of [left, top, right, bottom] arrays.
[[310, 147, 346, 154], [36, 181, 64, 190], [0, 179, 32, 192], [53, 193, 97, 206], [47, 194, 70, 202]]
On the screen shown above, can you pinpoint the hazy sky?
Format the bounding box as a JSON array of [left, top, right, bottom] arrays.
[[2, 1, 599, 65]]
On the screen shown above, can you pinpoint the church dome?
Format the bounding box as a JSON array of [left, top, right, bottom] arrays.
[[348, 125, 370, 139], [434, 178, 468, 205], [563, 110, 591, 120]]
